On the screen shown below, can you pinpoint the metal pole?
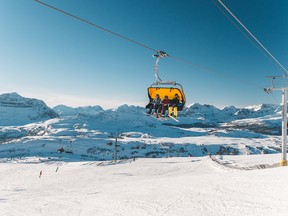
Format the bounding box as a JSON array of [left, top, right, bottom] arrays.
[[109, 132, 123, 162], [281, 89, 287, 166], [114, 137, 117, 162]]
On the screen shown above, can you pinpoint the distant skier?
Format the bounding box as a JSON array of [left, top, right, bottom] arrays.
[[39, 171, 43, 178]]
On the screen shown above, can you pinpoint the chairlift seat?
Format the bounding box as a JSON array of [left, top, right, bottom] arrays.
[[147, 86, 186, 111]]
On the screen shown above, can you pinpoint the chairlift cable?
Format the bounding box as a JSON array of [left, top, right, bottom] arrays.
[[170, 54, 280, 107], [168, 55, 264, 89], [33, 0, 269, 92], [210, 0, 273, 64], [211, 0, 282, 104], [33, 0, 158, 52], [216, 0, 288, 75]]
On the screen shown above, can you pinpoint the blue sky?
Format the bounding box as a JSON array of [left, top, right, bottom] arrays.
[[1, 0, 288, 109]]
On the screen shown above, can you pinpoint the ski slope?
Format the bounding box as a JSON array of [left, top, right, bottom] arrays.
[[0, 156, 287, 216]]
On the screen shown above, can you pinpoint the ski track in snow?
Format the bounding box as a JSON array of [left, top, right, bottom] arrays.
[[0, 157, 288, 216]]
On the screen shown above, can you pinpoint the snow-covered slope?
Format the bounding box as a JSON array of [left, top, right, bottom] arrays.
[[0, 93, 58, 126], [183, 103, 279, 123], [0, 92, 284, 161], [0, 103, 283, 160], [53, 104, 103, 116], [0, 91, 280, 127], [234, 104, 279, 119], [0, 156, 287, 216]]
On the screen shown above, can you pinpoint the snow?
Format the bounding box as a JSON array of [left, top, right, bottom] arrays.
[[0, 93, 288, 215], [53, 104, 103, 116], [0, 93, 58, 126], [0, 156, 287, 216]]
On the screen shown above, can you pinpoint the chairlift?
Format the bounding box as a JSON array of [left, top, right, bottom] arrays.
[[147, 51, 186, 111]]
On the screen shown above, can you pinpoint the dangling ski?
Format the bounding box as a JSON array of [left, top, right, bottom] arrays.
[[168, 115, 179, 122], [143, 112, 164, 121]]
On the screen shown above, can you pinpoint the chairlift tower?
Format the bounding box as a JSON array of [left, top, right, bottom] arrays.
[[265, 75, 288, 166], [160, 142, 173, 158], [108, 133, 123, 162]]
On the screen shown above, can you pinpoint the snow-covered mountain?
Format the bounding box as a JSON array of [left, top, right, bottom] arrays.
[[183, 103, 279, 122], [0, 93, 58, 126], [0, 92, 282, 132], [53, 104, 103, 116], [0, 92, 284, 161], [234, 104, 279, 119], [184, 103, 220, 117]]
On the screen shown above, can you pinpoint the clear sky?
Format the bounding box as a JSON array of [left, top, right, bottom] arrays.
[[1, 0, 288, 109]]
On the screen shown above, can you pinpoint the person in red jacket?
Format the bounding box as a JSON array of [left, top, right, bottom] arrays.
[[159, 95, 170, 117]]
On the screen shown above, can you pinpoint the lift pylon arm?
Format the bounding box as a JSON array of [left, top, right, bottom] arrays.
[[153, 50, 176, 86]]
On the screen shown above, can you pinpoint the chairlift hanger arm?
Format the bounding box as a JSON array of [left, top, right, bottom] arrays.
[[153, 50, 176, 85]]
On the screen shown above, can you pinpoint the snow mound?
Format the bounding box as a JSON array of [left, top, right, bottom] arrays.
[[0, 93, 58, 126]]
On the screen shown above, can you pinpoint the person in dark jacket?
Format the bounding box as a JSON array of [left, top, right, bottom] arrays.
[[146, 94, 161, 115], [169, 94, 181, 117]]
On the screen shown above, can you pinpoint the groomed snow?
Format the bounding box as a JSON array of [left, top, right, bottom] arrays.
[[0, 156, 287, 216]]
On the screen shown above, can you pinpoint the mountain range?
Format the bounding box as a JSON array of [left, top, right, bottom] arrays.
[[0, 93, 281, 126], [0, 92, 284, 162]]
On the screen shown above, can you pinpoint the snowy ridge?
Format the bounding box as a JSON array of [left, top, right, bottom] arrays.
[[0, 93, 284, 162], [183, 103, 279, 122], [0, 93, 58, 126], [53, 104, 103, 116], [0, 105, 283, 161], [52, 102, 281, 122]]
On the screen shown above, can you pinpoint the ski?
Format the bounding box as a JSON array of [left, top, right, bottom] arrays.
[[168, 115, 179, 122], [143, 112, 163, 121]]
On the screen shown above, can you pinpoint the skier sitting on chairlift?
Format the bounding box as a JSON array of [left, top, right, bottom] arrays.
[[159, 95, 170, 117], [169, 93, 181, 117], [146, 94, 161, 115]]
